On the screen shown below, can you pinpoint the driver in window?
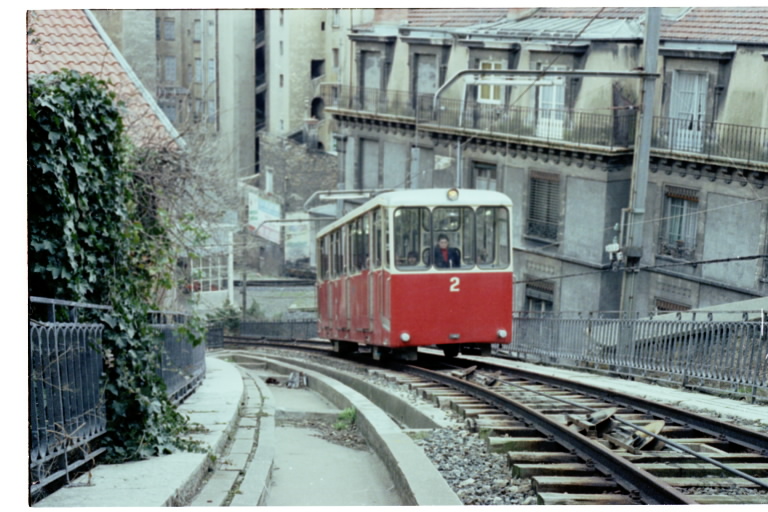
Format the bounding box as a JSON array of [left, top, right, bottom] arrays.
[[433, 234, 460, 268]]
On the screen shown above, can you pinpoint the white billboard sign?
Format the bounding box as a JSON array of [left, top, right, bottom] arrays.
[[248, 192, 282, 244]]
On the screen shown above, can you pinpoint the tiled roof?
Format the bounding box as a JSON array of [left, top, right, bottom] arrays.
[[27, 9, 180, 149], [406, 8, 508, 27], [365, 7, 768, 44], [533, 7, 647, 19], [530, 7, 768, 44], [662, 7, 768, 44]]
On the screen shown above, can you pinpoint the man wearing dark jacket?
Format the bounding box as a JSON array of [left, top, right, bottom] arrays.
[[433, 234, 461, 268]]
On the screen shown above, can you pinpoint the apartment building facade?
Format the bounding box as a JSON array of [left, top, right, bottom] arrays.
[[93, 9, 383, 278], [319, 7, 768, 316]]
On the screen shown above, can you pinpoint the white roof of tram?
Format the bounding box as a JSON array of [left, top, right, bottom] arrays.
[[317, 188, 513, 239]]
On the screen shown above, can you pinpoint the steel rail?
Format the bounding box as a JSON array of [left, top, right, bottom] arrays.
[[484, 369, 768, 490], [398, 363, 696, 505], [478, 361, 768, 456]]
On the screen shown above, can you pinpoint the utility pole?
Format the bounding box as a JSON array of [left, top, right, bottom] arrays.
[[619, 7, 661, 315]]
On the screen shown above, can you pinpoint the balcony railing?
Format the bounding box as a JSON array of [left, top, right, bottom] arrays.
[[321, 83, 768, 164], [652, 116, 768, 165]]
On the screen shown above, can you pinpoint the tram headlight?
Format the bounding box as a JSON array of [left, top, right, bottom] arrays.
[[400, 332, 411, 343], [497, 329, 508, 339], [446, 188, 459, 201]]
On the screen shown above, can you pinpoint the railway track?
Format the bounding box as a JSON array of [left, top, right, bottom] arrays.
[[390, 361, 768, 505], [222, 335, 768, 505]]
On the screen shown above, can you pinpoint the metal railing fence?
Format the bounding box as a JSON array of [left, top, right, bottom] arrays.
[[226, 312, 767, 403], [29, 298, 206, 496], [497, 311, 768, 403], [652, 116, 768, 165], [321, 83, 768, 164], [239, 320, 317, 340], [428, 97, 637, 149], [149, 311, 207, 405], [29, 313, 107, 494]]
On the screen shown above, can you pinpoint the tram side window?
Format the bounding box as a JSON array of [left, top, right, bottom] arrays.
[[383, 210, 390, 270], [362, 215, 370, 270], [350, 215, 370, 273], [372, 208, 382, 269], [319, 236, 330, 280], [332, 230, 344, 277], [432, 207, 474, 269], [394, 207, 430, 270], [476, 207, 510, 268]]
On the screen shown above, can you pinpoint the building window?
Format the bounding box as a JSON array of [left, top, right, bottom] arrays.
[[472, 162, 497, 190], [161, 101, 177, 122], [193, 19, 202, 42], [207, 100, 216, 123], [329, 132, 340, 154], [658, 186, 699, 260], [762, 230, 768, 283], [527, 171, 560, 241], [332, 9, 341, 28], [164, 56, 177, 83], [207, 59, 216, 84], [311, 59, 325, 79], [414, 53, 438, 103], [188, 253, 229, 293], [478, 60, 502, 103], [155, 17, 161, 40], [654, 298, 690, 313], [163, 18, 175, 41], [762, 251, 768, 283], [333, 48, 339, 69], [535, 63, 567, 139], [194, 58, 202, 83], [280, 74, 284, 87], [668, 71, 708, 152], [525, 280, 554, 314], [279, 41, 283, 56]]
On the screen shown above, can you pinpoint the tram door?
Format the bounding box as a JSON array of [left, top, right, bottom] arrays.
[[349, 215, 371, 339]]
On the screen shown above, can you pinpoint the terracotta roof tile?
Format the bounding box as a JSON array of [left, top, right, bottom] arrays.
[[406, 8, 508, 27], [27, 9, 179, 149], [534, 7, 647, 19], [375, 7, 768, 44], [662, 7, 768, 43]]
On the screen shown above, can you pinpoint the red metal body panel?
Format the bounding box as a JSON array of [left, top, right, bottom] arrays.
[[318, 269, 513, 349], [388, 272, 513, 348]]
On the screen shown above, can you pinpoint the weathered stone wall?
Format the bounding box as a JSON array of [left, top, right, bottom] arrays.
[[259, 132, 339, 212], [236, 132, 338, 277]]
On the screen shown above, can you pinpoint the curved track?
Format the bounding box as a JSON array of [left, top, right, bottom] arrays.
[[223, 335, 768, 505]]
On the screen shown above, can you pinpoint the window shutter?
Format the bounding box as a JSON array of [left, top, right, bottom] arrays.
[[527, 172, 560, 240]]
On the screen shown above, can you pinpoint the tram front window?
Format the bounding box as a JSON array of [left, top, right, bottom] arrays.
[[394, 207, 430, 270], [394, 205, 510, 271], [476, 207, 510, 268], [432, 207, 473, 269]]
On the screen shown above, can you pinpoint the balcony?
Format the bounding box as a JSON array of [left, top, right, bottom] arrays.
[[652, 116, 768, 167], [321, 84, 768, 167]]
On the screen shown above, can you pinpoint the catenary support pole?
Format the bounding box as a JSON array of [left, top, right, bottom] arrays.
[[620, 7, 660, 315]]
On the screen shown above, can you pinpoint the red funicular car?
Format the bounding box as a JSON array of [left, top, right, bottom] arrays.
[[317, 188, 514, 360]]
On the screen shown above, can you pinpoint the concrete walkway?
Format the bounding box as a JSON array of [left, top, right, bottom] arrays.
[[34, 357, 243, 507], [33, 349, 767, 508], [34, 351, 460, 507], [265, 426, 400, 506]]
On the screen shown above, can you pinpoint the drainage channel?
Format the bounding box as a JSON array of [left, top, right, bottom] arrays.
[[188, 351, 460, 507]]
